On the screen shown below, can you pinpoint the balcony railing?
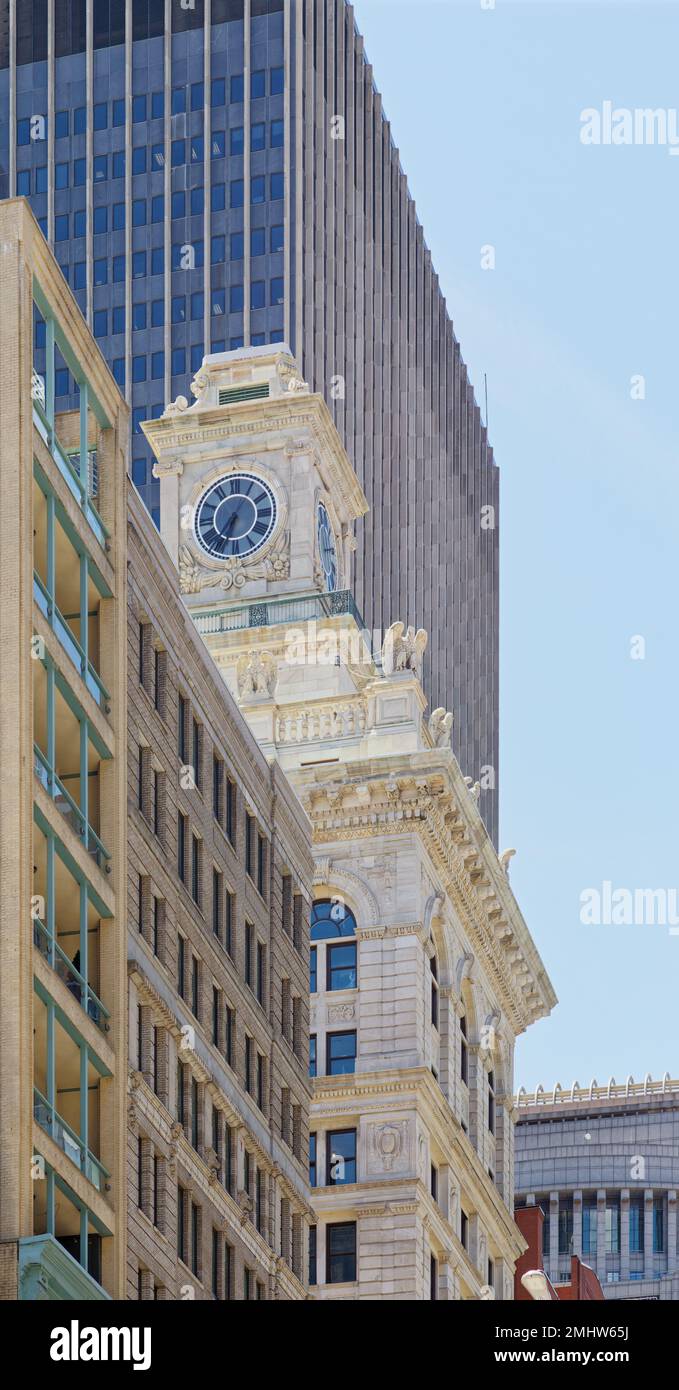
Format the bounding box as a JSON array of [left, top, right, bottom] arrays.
[[33, 1087, 109, 1192], [32, 400, 108, 550], [193, 588, 368, 638], [33, 918, 109, 1032], [33, 745, 110, 872], [33, 574, 110, 713]]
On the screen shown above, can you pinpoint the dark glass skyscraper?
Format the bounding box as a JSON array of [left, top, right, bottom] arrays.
[[0, 0, 499, 843]]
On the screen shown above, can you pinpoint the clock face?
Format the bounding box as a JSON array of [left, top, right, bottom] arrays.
[[317, 502, 338, 593], [194, 473, 277, 560]]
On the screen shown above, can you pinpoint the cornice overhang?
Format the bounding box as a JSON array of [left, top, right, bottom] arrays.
[[292, 752, 557, 1035], [142, 391, 369, 527]]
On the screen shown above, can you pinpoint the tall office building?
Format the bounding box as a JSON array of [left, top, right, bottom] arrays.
[[0, 0, 499, 842], [515, 1076, 679, 1301]]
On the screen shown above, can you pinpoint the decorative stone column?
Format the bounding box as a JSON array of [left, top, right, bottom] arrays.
[[620, 1189, 630, 1281], [493, 1095, 513, 1205], [549, 1192, 559, 1281], [467, 1043, 485, 1162], [439, 1251, 460, 1300], [573, 1190, 583, 1260], [438, 986, 453, 1103], [596, 1190, 607, 1284]]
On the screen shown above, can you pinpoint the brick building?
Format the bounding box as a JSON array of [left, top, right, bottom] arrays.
[[126, 482, 313, 1300]]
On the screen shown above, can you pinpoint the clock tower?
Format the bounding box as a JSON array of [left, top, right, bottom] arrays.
[[144, 345, 367, 612], [142, 345, 556, 1302]]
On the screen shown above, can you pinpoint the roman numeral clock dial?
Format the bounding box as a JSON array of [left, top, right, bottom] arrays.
[[194, 473, 277, 560]]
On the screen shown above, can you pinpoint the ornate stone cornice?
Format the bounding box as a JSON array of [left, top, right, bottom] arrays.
[[295, 761, 555, 1033]]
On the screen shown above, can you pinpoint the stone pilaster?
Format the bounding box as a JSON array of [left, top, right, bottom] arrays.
[[573, 1189, 583, 1260], [549, 1191, 559, 1280], [668, 1191, 677, 1273]]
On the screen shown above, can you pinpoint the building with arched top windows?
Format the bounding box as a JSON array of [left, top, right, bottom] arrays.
[[143, 342, 558, 1299]]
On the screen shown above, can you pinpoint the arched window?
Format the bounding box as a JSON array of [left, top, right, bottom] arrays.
[[311, 899, 357, 992], [310, 899, 357, 940]]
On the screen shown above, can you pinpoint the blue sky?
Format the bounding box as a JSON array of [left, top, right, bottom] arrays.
[[352, 0, 679, 1090]]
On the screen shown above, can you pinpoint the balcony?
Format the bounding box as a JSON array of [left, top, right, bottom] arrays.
[[193, 588, 368, 637], [32, 396, 108, 551], [33, 573, 110, 712], [33, 1087, 109, 1193], [34, 745, 110, 872], [33, 917, 109, 1033], [19, 1234, 110, 1301]]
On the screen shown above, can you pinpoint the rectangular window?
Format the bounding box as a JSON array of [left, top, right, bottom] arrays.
[[488, 1069, 495, 1135], [430, 1254, 438, 1302], [582, 1201, 597, 1256], [257, 1053, 264, 1111], [213, 755, 223, 822], [327, 1032, 357, 1077], [191, 1202, 199, 1276], [326, 1223, 356, 1285], [225, 891, 234, 957], [309, 1227, 317, 1286], [606, 1200, 621, 1254], [177, 1185, 185, 1260], [212, 986, 220, 1047], [178, 694, 187, 763], [309, 1134, 316, 1187], [212, 868, 223, 940], [191, 1076, 199, 1149], [327, 942, 357, 992], [309, 1035, 317, 1079], [460, 1013, 469, 1085], [212, 1228, 220, 1298], [191, 956, 200, 1019], [653, 1199, 665, 1253], [177, 934, 186, 1000], [191, 835, 201, 906], [192, 719, 201, 790], [461, 1210, 469, 1251], [327, 1130, 357, 1186], [245, 1035, 253, 1095], [245, 922, 253, 988], [310, 946, 317, 994], [245, 814, 254, 878], [257, 835, 266, 897], [225, 1007, 234, 1068], [153, 1154, 160, 1227], [152, 897, 160, 958], [178, 813, 187, 882], [256, 942, 265, 1005]]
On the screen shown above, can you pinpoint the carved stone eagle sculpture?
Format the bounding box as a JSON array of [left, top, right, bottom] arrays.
[[382, 621, 428, 678]]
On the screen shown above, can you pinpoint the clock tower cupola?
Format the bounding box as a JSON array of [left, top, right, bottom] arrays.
[[142, 345, 368, 614]]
